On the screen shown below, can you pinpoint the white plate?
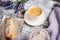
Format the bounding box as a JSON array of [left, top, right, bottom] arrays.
[[24, 9, 46, 26]]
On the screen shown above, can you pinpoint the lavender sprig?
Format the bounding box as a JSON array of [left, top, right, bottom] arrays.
[[0, 1, 12, 7], [15, 3, 24, 13]]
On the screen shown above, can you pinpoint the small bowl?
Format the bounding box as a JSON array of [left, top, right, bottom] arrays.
[[29, 29, 50, 40]]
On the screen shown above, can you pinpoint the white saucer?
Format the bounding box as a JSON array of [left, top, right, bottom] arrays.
[[24, 10, 46, 26]]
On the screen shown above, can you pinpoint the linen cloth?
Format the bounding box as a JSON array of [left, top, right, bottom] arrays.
[[13, 3, 60, 40]]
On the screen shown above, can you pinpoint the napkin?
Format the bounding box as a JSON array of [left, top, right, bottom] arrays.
[[47, 3, 60, 40]]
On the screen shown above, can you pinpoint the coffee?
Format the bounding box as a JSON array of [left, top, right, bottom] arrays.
[[29, 6, 42, 16]]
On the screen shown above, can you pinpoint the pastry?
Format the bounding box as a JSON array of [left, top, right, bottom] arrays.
[[1, 17, 24, 40]]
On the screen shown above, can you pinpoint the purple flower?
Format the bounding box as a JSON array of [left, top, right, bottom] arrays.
[[0, 1, 12, 7], [18, 3, 24, 10], [15, 3, 24, 13]]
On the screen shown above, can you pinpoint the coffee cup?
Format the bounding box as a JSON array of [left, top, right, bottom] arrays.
[[28, 6, 43, 20]]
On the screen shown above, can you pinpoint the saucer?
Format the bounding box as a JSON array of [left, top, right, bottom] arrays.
[[24, 10, 46, 26]]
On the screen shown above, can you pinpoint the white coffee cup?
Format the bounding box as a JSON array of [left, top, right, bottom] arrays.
[[27, 6, 43, 20]]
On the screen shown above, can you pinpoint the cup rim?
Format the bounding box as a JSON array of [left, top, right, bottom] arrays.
[[28, 6, 43, 17]]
